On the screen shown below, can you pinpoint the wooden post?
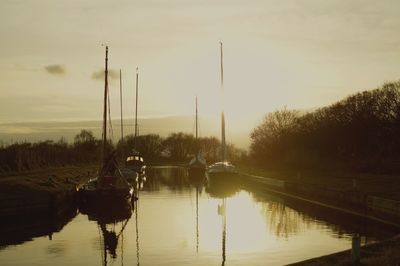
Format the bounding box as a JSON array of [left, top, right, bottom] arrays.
[[351, 233, 361, 265]]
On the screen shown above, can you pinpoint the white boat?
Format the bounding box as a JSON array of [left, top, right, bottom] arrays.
[[206, 162, 239, 198], [188, 96, 207, 178], [126, 149, 146, 175], [207, 42, 238, 181], [207, 161, 237, 175], [79, 46, 134, 205], [125, 68, 146, 175], [117, 69, 140, 183]]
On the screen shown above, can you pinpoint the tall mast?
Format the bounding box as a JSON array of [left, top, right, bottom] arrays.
[[119, 69, 124, 159], [134, 67, 139, 149], [220, 42, 226, 162], [102, 46, 109, 166]]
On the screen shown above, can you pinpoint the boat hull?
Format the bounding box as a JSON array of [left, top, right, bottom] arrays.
[[78, 185, 134, 223], [188, 168, 207, 187], [78, 176, 134, 207], [78, 193, 133, 223], [188, 166, 206, 177], [78, 187, 133, 203], [207, 162, 238, 181], [126, 165, 146, 175]]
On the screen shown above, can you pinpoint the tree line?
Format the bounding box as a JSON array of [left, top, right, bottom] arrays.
[[250, 80, 400, 173], [0, 130, 245, 173], [6, 79, 396, 174]]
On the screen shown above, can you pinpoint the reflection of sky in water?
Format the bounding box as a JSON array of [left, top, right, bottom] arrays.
[[0, 168, 392, 266]]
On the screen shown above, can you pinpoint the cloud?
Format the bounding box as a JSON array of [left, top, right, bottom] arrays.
[[91, 69, 119, 81], [44, 64, 66, 75]]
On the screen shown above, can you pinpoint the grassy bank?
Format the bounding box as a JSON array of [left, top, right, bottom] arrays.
[[0, 165, 98, 194], [238, 165, 400, 201], [0, 165, 98, 217]]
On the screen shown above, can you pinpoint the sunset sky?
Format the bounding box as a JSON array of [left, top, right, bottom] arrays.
[[1, 0, 400, 130]]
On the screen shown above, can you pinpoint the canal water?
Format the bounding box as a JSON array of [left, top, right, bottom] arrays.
[[0, 167, 397, 265]]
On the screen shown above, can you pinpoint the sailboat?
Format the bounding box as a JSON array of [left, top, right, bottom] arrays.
[[118, 70, 139, 183], [188, 96, 207, 178], [126, 67, 146, 175], [207, 42, 238, 180], [78, 46, 134, 204]]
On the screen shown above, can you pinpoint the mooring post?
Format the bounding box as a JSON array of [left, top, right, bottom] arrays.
[[351, 233, 361, 265]]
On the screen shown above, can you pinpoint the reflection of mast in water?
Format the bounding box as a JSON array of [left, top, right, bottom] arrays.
[[136, 174, 146, 191], [98, 217, 130, 266], [189, 173, 206, 253], [121, 228, 124, 266], [135, 190, 140, 266], [133, 169, 145, 266], [218, 198, 227, 266], [78, 193, 133, 266], [196, 187, 199, 252]]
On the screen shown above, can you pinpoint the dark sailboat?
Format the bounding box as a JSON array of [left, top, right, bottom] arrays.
[[78, 46, 134, 206]]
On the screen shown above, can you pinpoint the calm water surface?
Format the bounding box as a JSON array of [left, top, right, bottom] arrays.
[[0, 167, 397, 265]]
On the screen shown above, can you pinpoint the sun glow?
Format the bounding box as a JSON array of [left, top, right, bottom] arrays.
[[200, 191, 273, 253]]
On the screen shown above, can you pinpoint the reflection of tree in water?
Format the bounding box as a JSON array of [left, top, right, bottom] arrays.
[[141, 170, 161, 191], [256, 195, 314, 238], [256, 193, 381, 241], [250, 192, 329, 239], [263, 201, 307, 239], [144, 167, 190, 191]]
